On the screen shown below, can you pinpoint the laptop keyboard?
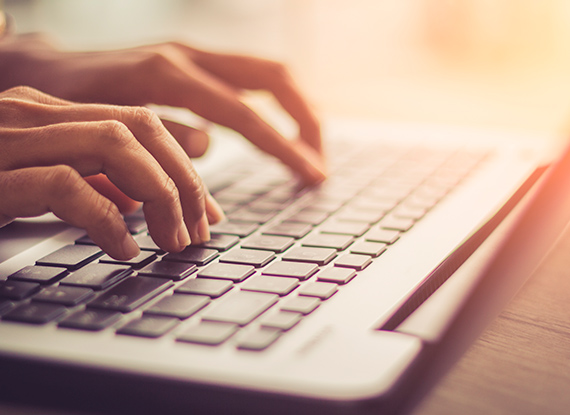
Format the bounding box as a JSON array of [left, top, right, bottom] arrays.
[[0, 140, 488, 351]]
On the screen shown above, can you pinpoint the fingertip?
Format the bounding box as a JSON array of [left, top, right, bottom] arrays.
[[198, 213, 211, 242], [299, 154, 327, 185], [205, 193, 225, 224], [178, 221, 191, 249], [120, 232, 141, 259]]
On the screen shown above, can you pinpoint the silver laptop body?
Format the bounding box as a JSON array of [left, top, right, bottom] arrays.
[[0, 119, 565, 414]]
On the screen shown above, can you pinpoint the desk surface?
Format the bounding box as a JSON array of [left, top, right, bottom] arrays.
[[413, 222, 570, 415]]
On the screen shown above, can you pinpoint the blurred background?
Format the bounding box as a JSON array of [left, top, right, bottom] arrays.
[[5, 0, 570, 137]]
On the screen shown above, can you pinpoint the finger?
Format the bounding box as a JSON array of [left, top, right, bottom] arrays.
[[143, 61, 326, 184], [85, 174, 141, 214], [2, 103, 221, 244], [0, 166, 140, 260], [186, 49, 323, 153], [205, 191, 225, 225], [161, 119, 210, 158], [1, 119, 192, 251], [0, 86, 74, 129], [0, 85, 73, 108]]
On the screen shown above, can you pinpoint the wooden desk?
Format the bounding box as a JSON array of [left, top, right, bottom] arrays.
[[412, 223, 570, 415]]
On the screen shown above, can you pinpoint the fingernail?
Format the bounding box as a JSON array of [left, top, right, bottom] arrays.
[[121, 233, 140, 259], [178, 222, 191, 248], [198, 213, 211, 242], [305, 162, 327, 184], [206, 193, 225, 224]]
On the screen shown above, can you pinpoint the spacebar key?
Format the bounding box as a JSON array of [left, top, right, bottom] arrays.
[[88, 277, 172, 313], [202, 291, 278, 326]]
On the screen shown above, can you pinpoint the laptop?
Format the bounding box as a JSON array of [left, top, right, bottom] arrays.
[[0, 114, 567, 415]]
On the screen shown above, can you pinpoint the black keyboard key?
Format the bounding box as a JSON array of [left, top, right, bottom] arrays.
[[285, 210, 328, 225], [298, 281, 338, 300], [263, 222, 312, 239], [210, 221, 258, 237], [59, 309, 122, 331], [335, 208, 385, 224], [362, 187, 409, 201], [0, 299, 13, 315], [199, 234, 239, 251], [316, 267, 356, 284], [175, 278, 233, 298], [99, 250, 157, 269], [379, 216, 414, 232], [217, 201, 240, 214], [392, 205, 427, 220], [305, 200, 344, 213], [405, 194, 438, 210], [319, 220, 370, 237], [144, 294, 210, 319], [262, 261, 318, 281], [241, 275, 299, 296], [198, 263, 255, 282], [349, 241, 387, 257], [0, 280, 41, 300], [8, 266, 67, 285], [228, 209, 276, 224], [177, 321, 238, 346], [219, 249, 275, 268], [349, 198, 398, 212], [163, 247, 219, 266], [201, 291, 278, 326], [280, 296, 320, 315], [334, 254, 372, 270], [364, 229, 400, 244], [133, 234, 163, 252], [88, 276, 172, 313], [236, 327, 281, 351], [124, 214, 147, 234], [214, 192, 256, 204], [75, 234, 96, 245], [248, 200, 284, 213], [59, 263, 132, 290], [36, 244, 102, 270], [259, 311, 301, 331], [241, 235, 294, 253], [301, 233, 354, 251], [3, 302, 66, 324], [117, 316, 178, 338], [33, 286, 94, 306], [282, 247, 336, 266], [137, 261, 197, 281]]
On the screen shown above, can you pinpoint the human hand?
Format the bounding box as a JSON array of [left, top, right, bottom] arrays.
[[0, 86, 225, 260], [0, 34, 326, 184]]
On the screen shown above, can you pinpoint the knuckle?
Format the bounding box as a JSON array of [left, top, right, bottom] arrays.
[[4, 85, 35, 96], [96, 119, 135, 149], [137, 50, 173, 73], [89, 197, 122, 233], [264, 60, 291, 83], [128, 106, 163, 131], [188, 172, 206, 202], [160, 176, 182, 208], [0, 85, 47, 102], [44, 165, 82, 197]]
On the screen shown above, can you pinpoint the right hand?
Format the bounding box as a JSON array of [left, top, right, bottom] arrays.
[[0, 35, 327, 184], [0, 86, 225, 260]]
